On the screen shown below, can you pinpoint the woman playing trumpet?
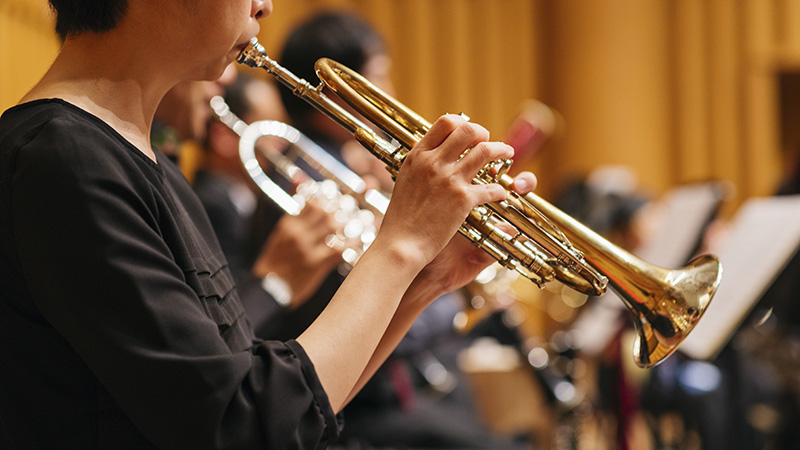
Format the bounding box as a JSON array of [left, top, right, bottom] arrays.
[[0, 1, 536, 449]]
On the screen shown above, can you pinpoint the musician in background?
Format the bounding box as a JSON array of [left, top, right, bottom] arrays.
[[192, 72, 283, 287], [755, 159, 800, 447], [153, 68, 345, 326], [278, 10, 396, 194], [197, 71, 348, 338], [275, 10, 522, 450]]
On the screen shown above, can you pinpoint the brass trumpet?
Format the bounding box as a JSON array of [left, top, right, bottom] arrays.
[[238, 38, 722, 368], [209, 95, 388, 267]]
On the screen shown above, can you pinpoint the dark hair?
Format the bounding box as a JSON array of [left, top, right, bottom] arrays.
[[48, 0, 128, 40], [278, 11, 385, 128]]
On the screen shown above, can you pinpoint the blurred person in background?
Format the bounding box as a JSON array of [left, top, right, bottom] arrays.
[[272, 10, 524, 450], [278, 10, 396, 194], [156, 68, 345, 327]]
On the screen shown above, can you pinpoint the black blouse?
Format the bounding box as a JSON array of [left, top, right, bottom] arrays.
[[0, 99, 340, 449]]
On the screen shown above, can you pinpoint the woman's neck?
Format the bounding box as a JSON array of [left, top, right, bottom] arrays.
[[21, 34, 177, 162]]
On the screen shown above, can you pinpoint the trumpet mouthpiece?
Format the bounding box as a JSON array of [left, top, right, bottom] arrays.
[[237, 37, 267, 68]]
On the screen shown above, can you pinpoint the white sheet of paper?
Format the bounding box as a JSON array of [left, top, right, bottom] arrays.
[[635, 182, 725, 268]]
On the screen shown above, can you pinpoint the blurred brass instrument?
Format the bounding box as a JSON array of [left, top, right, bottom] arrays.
[[238, 38, 722, 368], [209, 95, 388, 267]]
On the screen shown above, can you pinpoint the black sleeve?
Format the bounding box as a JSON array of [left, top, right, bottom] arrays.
[[8, 114, 340, 449]]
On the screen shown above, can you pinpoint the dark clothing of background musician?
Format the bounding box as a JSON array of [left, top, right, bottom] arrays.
[[203, 84, 519, 450], [0, 99, 341, 449]]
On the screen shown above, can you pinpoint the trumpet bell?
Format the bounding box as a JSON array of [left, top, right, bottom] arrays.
[[627, 254, 722, 367]]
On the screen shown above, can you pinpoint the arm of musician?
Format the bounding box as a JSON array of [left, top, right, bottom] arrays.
[[296, 114, 535, 412], [342, 171, 537, 405], [250, 200, 343, 309]]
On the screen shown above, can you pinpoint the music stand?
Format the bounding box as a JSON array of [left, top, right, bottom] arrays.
[[679, 194, 800, 361], [635, 181, 728, 268]]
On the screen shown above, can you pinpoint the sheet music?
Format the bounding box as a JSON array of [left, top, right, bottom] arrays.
[[570, 294, 627, 357], [635, 182, 725, 268], [680, 195, 800, 361]]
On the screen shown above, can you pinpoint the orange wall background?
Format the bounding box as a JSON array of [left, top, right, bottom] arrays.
[[0, 0, 60, 110]]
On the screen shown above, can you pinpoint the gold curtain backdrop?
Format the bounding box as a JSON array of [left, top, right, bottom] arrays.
[[0, 0, 60, 112], [4, 0, 800, 210]]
